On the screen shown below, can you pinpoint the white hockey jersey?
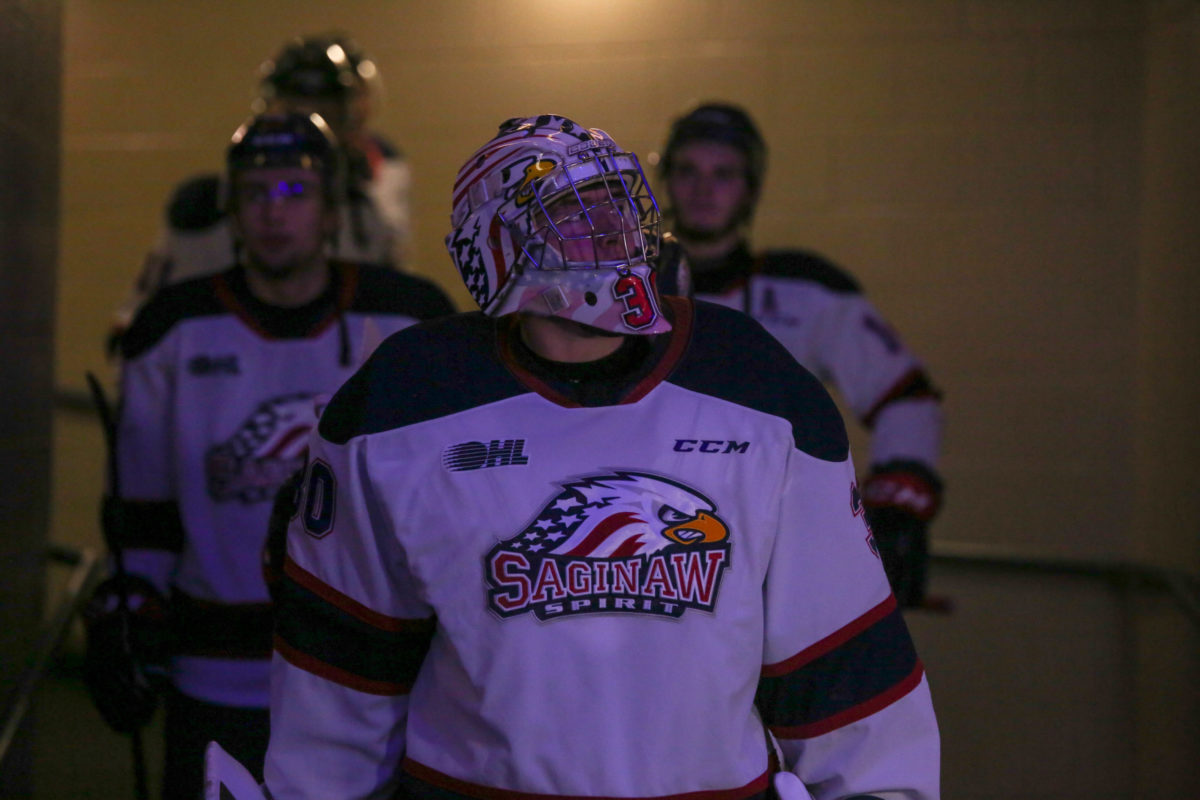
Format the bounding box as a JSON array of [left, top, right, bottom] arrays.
[[689, 244, 942, 473], [265, 297, 940, 800], [112, 262, 454, 708]]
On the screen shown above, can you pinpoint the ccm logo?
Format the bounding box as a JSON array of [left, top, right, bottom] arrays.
[[673, 440, 749, 454]]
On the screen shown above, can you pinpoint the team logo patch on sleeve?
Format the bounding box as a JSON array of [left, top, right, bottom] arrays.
[[205, 393, 317, 504], [485, 471, 731, 620], [852, 481, 879, 559]]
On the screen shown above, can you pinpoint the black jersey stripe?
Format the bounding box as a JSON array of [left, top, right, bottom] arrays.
[[170, 589, 273, 658], [755, 596, 921, 739], [274, 636, 413, 697], [772, 662, 924, 740], [275, 558, 434, 692], [105, 497, 185, 553], [861, 367, 942, 429], [283, 557, 432, 632]]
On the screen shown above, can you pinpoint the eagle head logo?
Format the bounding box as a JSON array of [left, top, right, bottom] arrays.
[[510, 470, 727, 558]]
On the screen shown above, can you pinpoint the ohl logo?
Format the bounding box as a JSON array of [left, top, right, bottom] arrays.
[[485, 471, 731, 621], [444, 439, 530, 472]]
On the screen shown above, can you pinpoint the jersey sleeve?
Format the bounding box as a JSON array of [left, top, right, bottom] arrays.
[[758, 449, 940, 799], [264, 425, 435, 800], [112, 332, 184, 593], [366, 153, 413, 269], [808, 291, 943, 471]]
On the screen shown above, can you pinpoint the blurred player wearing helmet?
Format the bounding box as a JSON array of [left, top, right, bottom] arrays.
[[109, 32, 416, 355], [256, 32, 412, 267], [262, 114, 939, 800], [83, 111, 452, 800], [659, 102, 945, 609]]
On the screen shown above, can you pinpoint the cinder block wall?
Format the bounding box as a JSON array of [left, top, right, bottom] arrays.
[[50, 2, 1199, 798]]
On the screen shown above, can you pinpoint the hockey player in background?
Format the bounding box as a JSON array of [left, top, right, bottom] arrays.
[[262, 114, 939, 800], [81, 111, 453, 800], [109, 32, 415, 353], [657, 102, 945, 608]]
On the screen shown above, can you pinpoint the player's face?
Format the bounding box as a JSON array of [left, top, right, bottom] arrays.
[[233, 167, 333, 277], [538, 181, 645, 267], [666, 140, 753, 237]]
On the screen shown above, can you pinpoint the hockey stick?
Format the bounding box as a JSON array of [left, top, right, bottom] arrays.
[[85, 371, 151, 800]]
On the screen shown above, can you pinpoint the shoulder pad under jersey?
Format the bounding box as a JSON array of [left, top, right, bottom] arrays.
[[758, 249, 862, 294], [318, 313, 522, 443], [670, 299, 850, 462], [120, 272, 228, 360]]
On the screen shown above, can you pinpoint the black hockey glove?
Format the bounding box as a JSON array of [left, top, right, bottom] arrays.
[[262, 469, 304, 603], [865, 506, 929, 608], [81, 574, 172, 733], [862, 461, 943, 609]]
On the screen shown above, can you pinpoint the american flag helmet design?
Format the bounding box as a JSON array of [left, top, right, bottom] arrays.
[[445, 115, 669, 335]]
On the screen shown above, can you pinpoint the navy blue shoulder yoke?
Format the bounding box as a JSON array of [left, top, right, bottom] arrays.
[[758, 249, 861, 294], [120, 273, 228, 360], [668, 299, 849, 462], [318, 313, 525, 444]]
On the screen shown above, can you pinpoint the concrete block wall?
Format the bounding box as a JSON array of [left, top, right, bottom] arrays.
[[46, 2, 1199, 798]]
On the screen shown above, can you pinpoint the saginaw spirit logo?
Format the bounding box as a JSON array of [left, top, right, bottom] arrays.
[[485, 471, 731, 621], [205, 393, 316, 504]]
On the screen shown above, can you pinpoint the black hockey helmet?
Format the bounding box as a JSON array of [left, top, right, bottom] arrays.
[[225, 111, 344, 209], [660, 102, 767, 195], [259, 33, 369, 99]]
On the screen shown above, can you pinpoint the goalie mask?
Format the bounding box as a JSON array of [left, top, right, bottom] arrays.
[[446, 115, 669, 335]]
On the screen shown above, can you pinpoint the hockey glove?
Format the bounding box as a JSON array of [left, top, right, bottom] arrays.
[[81, 574, 172, 733], [262, 469, 304, 603], [862, 461, 943, 609]]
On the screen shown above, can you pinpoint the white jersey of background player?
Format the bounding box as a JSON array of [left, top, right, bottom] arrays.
[[659, 102, 944, 608], [111, 32, 412, 347], [82, 111, 453, 800], [263, 114, 939, 800]]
